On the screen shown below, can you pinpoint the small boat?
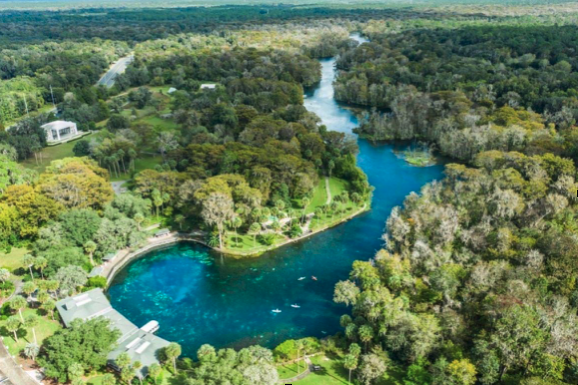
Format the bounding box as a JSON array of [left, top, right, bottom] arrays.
[[312, 276, 318, 281], [298, 277, 306, 281], [291, 304, 300, 308], [272, 309, 282, 313]]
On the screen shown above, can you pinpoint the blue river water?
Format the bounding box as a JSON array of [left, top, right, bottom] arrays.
[[108, 36, 445, 357]]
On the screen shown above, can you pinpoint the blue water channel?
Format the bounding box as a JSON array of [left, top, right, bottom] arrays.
[[108, 35, 445, 357]]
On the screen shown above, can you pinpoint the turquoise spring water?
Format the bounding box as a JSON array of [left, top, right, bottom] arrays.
[[108, 36, 445, 357]]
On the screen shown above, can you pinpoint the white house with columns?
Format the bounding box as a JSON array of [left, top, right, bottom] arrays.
[[41, 120, 84, 144]]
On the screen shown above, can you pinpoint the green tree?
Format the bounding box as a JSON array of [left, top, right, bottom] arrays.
[[35, 257, 47, 279], [358, 354, 387, 385], [24, 342, 39, 361], [38, 318, 120, 383], [54, 265, 87, 296], [23, 254, 35, 280], [164, 342, 182, 372], [147, 363, 161, 385], [25, 314, 39, 344], [9, 296, 27, 321], [42, 299, 56, 320], [248, 222, 261, 248], [101, 373, 117, 385], [343, 354, 358, 384], [0, 268, 10, 283], [84, 241, 97, 267], [22, 281, 36, 300], [68, 362, 84, 381], [232, 216, 243, 246], [5, 316, 21, 342], [201, 193, 235, 249], [447, 359, 477, 385]]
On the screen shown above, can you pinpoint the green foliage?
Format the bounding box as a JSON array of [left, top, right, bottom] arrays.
[[86, 276, 107, 289], [38, 318, 120, 383]]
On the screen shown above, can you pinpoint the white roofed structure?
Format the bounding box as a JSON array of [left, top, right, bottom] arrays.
[[56, 289, 170, 377], [41, 120, 84, 144]]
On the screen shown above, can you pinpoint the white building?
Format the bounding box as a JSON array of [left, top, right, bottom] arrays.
[[200, 84, 217, 90], [41, 120, 82, 143]]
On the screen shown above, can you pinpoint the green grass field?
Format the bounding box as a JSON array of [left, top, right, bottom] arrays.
[[293, 355, 405, 385], [0, 247, 29, 272], [0, 308, 61, 356], [305, 179, 328, 214], [20, 132, 94, 173], [277, 361, 308, 379], [223, 232, 286, 255]]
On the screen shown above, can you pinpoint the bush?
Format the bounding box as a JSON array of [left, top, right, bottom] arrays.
[[86, 276, 107, 289], [73, 140, 91, 157], [288, 224, 303, 239], [258, 233, 276, 246]]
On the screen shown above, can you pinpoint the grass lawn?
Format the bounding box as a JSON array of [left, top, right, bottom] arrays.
[[277, 361, 308, 379], [328, 177, 348, 198], [295, 355, 405, 385], [20, 132, 94, 173], [223, 232, 286, 255], [108, 154, 163, 182], [0, 308, 61, 356], [87, 368, 173, 385], [0, 247, 28, 272], [139, 115, 178, 131], [86, 369, 173, 385], [304, 179, 328, 214], [296, 355, 350, 385]]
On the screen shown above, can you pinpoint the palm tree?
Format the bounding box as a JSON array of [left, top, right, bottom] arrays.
[[134, 213, 145, 231], [358, 324, 374, 352], [9, 296, 27, 321], [42, 299, 56, 320], [100, 373, 116, 385], [84, 241, 97, 267], [232, 217, 243, 246], [164, 342, 181, 372], [23, 254, 35, 280], [343, 354, 358, 383], [148, 363, 161, 385], [248, 223, 261, 248], [5, 316, 21, 342], [45, 280, 59, 299], [35, 257, 47, 279], [22, 281, 36, 301], [132, 361, 143, 385], [25, 314, 39, 344], [24, 343, 39, 361]]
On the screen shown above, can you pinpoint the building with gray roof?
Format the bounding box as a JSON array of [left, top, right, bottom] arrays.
[[56, 289, 170, 377]]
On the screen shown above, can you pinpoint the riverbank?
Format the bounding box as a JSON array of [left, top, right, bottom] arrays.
[[103, 200, 370, 285]]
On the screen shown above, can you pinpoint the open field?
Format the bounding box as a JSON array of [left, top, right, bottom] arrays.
[[277, 361, 308, 379], [20, 133, 95, 173], [0, 308, 61, 357], [0, 247, 28, 272]]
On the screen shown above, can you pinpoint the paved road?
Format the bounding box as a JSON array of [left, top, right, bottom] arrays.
[[97, 55, 134, 88], [111, 180, 128, 195]]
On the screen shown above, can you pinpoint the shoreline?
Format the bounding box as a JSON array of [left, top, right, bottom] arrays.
[[103, 202, 370, 286]]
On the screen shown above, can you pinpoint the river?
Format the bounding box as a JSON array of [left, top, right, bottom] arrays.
[[108, 34, 445, 357]]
